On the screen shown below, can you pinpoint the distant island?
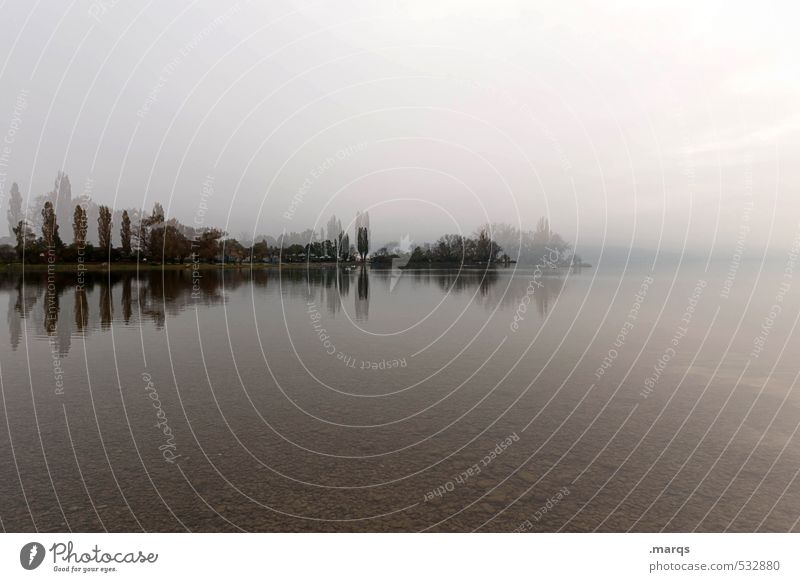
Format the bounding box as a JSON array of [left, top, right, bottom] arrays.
[[2, 172, 586, 270]]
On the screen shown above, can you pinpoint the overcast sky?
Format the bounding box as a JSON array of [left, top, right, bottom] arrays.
[[0, 0, 798, 254]]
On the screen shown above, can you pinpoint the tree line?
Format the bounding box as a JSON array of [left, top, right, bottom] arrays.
[[371, 219, 581, 267], [3, 175, 578, 267], [2, 180, 371, 265]]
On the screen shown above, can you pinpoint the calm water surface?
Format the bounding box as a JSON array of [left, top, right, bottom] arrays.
[[1, 262, 799, 532]]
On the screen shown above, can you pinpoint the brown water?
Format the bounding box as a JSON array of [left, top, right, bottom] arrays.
[[1, 262, 799, 532]]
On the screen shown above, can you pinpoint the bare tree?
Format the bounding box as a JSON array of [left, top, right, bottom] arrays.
[[6, 182, 23, 236], [533, 217, 551, 246]]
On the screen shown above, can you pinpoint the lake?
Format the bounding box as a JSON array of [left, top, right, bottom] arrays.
[[1, 260, 798, 532]]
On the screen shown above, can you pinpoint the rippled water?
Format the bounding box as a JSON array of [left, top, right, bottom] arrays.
[[1, 261, 799, 532]]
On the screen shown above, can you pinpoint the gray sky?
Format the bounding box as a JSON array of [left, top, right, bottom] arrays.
[[0, 0, 798, 254]]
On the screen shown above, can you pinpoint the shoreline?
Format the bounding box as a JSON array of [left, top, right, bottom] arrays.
[[2, 261, 591, 273], [1, 262, 359, 272]]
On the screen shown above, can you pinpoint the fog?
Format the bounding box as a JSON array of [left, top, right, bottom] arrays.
[[1, 0, 798, 255]]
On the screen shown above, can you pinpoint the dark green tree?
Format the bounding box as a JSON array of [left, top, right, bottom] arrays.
[[135, 202, 165, 257], [13, 220, 35, 260], [97, 205, 113, 254], [72, 205, 88, 247], [222, 238, 246, 263], [41, 200, 63, 250], [357, 227, 369, 261], [338, 232, 350, 261], [156, 224, 191, 263], [251, 240, 270, 261], [120, 210, 132, 255], [194, 228, 224, 262]]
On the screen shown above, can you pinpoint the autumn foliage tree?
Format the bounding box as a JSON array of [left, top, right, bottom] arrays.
[[72, 205, 88, 247], [97, 205, 113, 255], [41, 201, 62, 250]]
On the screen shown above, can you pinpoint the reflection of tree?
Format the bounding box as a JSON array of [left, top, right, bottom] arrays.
[[1, 270, 245, 353], [277, 267, 352, 318], [121, 276, 132, 324], [74, 286, 88, 331], [9, 275, 38, 350], [534, 276, 563, 317], [44, 277, 61, 335], [337, 268, 350, 298], [0, 267, 566, 356], [137, 274, 164, 328], [356, 266, 369, 321], [99, 281, 112, 329], [428, 269, 499, 295], [324, 270, 340, 316], [483, 272, 565, 317], [7, 290, 21, 350], [405, 268, 565, 317]]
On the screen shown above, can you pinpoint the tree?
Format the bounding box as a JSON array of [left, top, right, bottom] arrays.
[[475, 221, 569, 266], [150, 224, 191, 263], [12, 220, 35, 260], [339, 232, 350, 261], [408, 246, 430, 264], [150, 202, 165, 225], [53, 172, 72, 230], [120, 210, 131, 255], [147, 225, 163, 261], [251, 240, 270, 262], [533, 217, 551, 246], [474, 228, 501, 263], [222, 238, 246, 263], [41, 200, 63, 249], [357, 227, 369, 261], [285, 243, 305, 260], [326, 215, 342, 242], [134, 202, 165, 257], [165, 225, 191, 263], [72, 205, 88, 247], [355, 211, 370, 261], [0, 244, 15, 263], [194, 228, 224, 262], [327, 215, 342, 257], [97, 205, 113, 254], [6, 182, 23, 236], [435, 234, 465, 262]]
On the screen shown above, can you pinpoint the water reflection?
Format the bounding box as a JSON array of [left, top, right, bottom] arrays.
[[356, 267, 369, 321], [0, 267, 566, 355], [121, 276, 132, 324], [99, 281, 113, 329], [74, 286, 88, 331]]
